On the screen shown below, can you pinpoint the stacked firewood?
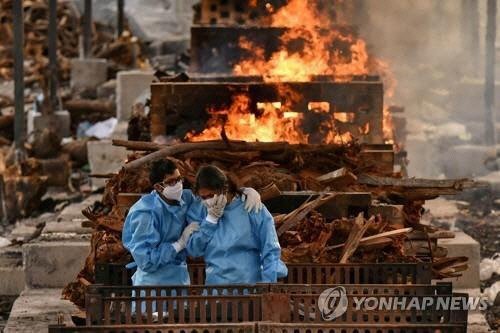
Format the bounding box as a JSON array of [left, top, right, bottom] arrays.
[[0, 0, 141, 86], [276, 197, 468, 279], [279, 210, 411, 264], [0, 127, 86, 223], [62, 140, 476, 307], [0, 0, 78, 83]]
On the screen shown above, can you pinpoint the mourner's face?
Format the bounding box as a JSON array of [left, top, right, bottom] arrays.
[[161, 169, 182, 187], [197, 188, 219, 200]]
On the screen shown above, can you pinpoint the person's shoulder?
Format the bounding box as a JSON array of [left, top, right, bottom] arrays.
[[181, 189, 196, 203], [129, 191, 159, 212], [246, 202, 271, 219]]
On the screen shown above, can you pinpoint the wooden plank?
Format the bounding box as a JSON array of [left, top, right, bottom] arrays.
[[339, 214, 374, 263], [327, 227, 413, 251], [276, 193, 337, 236], [358, 174, 479, 189]]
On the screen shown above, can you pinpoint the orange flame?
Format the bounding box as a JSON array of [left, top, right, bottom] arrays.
[[188, 0, 397, 145], [186, 94, 307, 144], [233, 0, 372, 82], [186, 92, 358, 145]]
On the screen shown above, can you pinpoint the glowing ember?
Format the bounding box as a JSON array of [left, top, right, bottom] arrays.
[[186, 94, 308, 144], [185, 93, 358, 145]]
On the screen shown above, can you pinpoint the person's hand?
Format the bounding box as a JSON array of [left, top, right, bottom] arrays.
[[241, 188, 263, 213], [204, 194, 227, 222], [173, 223, 199, 252]]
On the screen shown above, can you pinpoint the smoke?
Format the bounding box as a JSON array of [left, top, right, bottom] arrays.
[[346, 0, 496, 178]]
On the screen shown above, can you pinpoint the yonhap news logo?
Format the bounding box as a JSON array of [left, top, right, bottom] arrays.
[[318, 287, 490, 321], [318, 286, 349, 320]]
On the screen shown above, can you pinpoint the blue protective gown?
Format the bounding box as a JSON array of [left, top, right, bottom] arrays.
[[186, 196, 288, 285], [122, 189, 199, 286]]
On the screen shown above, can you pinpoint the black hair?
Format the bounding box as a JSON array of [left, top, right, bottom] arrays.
[[149, 159, 177, 185], [194, 165, 228, 194]]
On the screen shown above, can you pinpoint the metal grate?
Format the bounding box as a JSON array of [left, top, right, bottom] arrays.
[[95, 263, 432, 287], [282, 294, 466, 324], [198, 0, 285, 25], [94, 295, 262, 326], [282, 263, 433, 285], [268, 282, 452, 295], [85, 284, 463, 327], [257, 323, 467, 333], [49, 323, 257, 333], [49, 323, 466, 333]]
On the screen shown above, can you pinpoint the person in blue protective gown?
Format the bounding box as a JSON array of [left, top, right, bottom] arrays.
[[122, 159, 199, 287], [122, 159, 265, 287], [186, 165, 288, 285]]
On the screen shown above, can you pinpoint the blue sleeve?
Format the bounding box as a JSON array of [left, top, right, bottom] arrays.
[[185, 220, 218, 258], [122, 210, 178, 273], [252, 207, 288, 283], [184, 197, 218, 257]]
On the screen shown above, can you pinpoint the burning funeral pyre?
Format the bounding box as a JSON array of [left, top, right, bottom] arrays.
[[64, 0, 474, 307]]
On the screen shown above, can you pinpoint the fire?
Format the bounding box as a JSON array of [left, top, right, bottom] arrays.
[[188, 0, 398, 145], [186, 93, 358, 145], [186, 94, 308, 144], [233, 0, 372, 82]]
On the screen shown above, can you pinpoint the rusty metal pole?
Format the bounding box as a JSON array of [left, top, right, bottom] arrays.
[[117, 0, 124, 38], [13, 0, 25, 154], [0, 175, 6, 225], [83, 0, 92, 58], [48, 0, 58, 112], [484, 0, 497, 146]]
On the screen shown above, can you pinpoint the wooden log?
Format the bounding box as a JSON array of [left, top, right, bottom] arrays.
[[112, 139, 164, 151], [339, 214, 374, 263], [89, 173, 117, 178], [259, 183, 281, 201], [62, 139, 90, 166], [326, 227, 413, 251], [123, 141, 289, 170], [0, 114, 14, 129], [359, 237, 393, 251], [64, 99, 115, 115], [358, 174, 480, 190], [408, 230, 455, 240], [316, 167, 358, 187], [276, 193, 337, 236], [0, 137, 11, 146], [183, 150, 261, 162]]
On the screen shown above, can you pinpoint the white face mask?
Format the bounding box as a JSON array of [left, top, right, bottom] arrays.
[[162, 180, 183, 202]]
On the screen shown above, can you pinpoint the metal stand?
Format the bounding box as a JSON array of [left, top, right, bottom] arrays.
[[83, 0, 92, 58], [485, 0, 497, 146], [117, 0, 124, 38], [13, 0, 25, 159], [48, 0, 58, 112]]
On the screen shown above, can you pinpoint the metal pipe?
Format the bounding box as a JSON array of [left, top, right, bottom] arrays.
[[13, 0, 25, 152], [461, 0, 480, 76], [469, 0, 480, 76], [48, 0, 58, 113], [117, 0, 124, 38], [83, 0, 92, 58], [484, 0, 497, 146]]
